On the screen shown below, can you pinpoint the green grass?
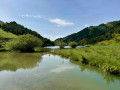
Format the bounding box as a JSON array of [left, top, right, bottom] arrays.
[[52, 45, 120, 75], [34, 47, 51, 52], [0, 28, 17, 38], [0, 48, 6, 51], [0, 28, 17, 49]]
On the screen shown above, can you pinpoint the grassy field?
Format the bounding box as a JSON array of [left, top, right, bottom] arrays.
[[0, 28, 17, 38], [0, 28, 17, 48], [52, 45, 120, 75]]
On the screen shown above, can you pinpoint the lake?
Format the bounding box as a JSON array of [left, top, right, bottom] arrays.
[[0, 52, 120, 90]]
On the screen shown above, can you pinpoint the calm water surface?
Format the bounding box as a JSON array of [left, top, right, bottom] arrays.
[[0, 52, 120, 90]]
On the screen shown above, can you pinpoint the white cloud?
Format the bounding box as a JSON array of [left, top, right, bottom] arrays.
[[21, 14, 74, 27], [21, 14, 43, 19], [49, 18, 74, 27], [43, 34, 63, 41], [21, 14, 31, 17]]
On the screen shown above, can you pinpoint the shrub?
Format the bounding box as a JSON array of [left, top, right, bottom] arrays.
[[5, 34, 42, 52], [69, 42, 78, 48], [58, 43, 66, 49]]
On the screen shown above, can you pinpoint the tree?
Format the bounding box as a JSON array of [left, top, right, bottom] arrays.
[[5, 34, 42, 52], [69, 42, 78, 48], [58, 43, 66, 49], [1, 21, 54, 46]]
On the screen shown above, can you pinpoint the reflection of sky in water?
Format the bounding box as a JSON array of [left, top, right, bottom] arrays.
[[0, 53, 120, 90], [50, 66, 74, 73]]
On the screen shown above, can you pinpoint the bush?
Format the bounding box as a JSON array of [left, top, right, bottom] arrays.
[[58, 43, 66, 49], [5, 34, 42, 52], [0, 48, 6, 51], [69, 42, 78, 48]]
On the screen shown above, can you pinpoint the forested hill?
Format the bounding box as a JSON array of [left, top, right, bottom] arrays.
[[0, 21, 43, 38], [54, 20, 120, 45], [0, 21, 54, 46]]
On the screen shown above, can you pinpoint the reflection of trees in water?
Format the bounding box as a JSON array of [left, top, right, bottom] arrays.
[[70, 60, 120, 85], [0, 53, 43, 71], [103, 74, 120, 85]]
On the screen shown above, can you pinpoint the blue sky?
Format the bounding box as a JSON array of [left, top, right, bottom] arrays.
[[0, 0, 120, 40]]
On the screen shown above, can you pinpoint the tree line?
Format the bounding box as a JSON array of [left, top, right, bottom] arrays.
[[55, 20, 120, 45], [0, 21, 54, 46]]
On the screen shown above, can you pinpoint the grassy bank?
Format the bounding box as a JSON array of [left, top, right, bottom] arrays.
[[52, 45, 120, 75], [0, 48, 5, 51], [0, 47, 51, 53]]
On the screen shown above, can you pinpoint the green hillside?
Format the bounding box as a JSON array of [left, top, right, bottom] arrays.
[[55, 20, 120, 45], [0, 28, 17, 47], [0, 21, 42, 38], [0, 21, 54, 46], [0, 28, 17, 38]]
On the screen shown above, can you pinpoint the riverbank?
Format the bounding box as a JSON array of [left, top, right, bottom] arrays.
[[0, 48, 6, 52], [52, 45, 120, 75], [0, 47, 51, 52]]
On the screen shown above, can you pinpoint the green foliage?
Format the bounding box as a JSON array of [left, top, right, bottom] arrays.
[[34, 47, 51, 52], [0, 21, 54, 46], [0, 28, 17, 39], [69, 42, 78, 48], [1, 21, 42, 38], [0, 48, 6, 51], [52, 45, 120, 74], [58, 42, 67, 49], [0, 28, 17, 48], [55, 20, 120, 45], [42, 38, 54, 47], [5, 34, 42, 52]]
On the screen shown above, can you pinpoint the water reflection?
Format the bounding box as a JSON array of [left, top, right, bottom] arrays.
[[70, 60, 120, 85], [103, 74, 120, 84], [0, 53, 120, 90], [0, 52, 42, 71]]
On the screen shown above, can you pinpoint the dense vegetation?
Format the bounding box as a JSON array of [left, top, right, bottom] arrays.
[[0, 21, 55, 52], [0, 21, 54, 46], [58, 42, 67, 49], [5, 34, 42, 52], [55, 20, 120, 45], [0, 28, 17, 48], [69, 42, 78, 48], [52, 45, 120, 75], [0, 28, 17, 38], [0, 21, 42, 37]]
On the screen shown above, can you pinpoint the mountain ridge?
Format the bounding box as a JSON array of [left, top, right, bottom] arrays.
[[0, 21, 54, 46], [54, 20, 120, 45]]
